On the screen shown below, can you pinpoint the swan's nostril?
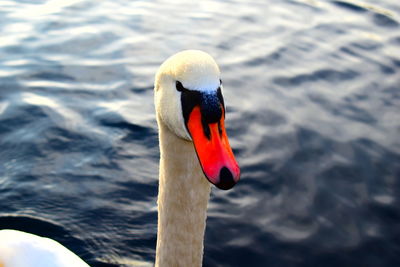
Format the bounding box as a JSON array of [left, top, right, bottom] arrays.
[[215, 167, 236, 190]]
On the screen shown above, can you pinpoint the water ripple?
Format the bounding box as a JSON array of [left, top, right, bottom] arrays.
[[1, 0, 400, 266]]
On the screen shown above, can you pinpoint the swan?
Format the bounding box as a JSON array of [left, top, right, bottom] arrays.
[[0, 50, 240, 267], [0, 229, 89, 267]]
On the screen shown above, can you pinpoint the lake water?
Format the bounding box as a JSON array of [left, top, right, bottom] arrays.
[[0, 0, 399, 266]]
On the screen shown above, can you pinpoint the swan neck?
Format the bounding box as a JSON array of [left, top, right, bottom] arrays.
[[155, 119, 211, 267]]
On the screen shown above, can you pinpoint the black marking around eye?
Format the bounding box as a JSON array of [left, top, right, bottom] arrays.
[[181, 89, 201, 126], [176, 81, 187, 92], [181, 87, 225, 140], [217, 87, 225, 118]]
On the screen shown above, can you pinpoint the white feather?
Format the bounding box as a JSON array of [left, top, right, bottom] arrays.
[[0, 230, 89, 267]]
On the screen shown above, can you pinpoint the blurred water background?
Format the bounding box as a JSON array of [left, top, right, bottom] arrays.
[[0, 0, 400, 266]]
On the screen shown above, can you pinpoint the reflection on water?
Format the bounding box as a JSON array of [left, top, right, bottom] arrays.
[[0, 0, 399, 266]]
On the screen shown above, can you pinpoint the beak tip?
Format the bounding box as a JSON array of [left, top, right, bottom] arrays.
[[215, 166, 238, 190]]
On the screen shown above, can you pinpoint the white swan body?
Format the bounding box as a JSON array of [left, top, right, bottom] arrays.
[[0, 50, 240, 267], [0, 229, 89, 267]]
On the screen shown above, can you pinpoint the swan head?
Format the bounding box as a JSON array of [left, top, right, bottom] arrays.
[[155, 50, 240, 190]]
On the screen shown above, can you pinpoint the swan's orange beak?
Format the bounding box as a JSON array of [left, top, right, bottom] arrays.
[[187, 106, 240, 190]]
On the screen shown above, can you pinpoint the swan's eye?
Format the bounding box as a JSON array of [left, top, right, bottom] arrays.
[[176, 81, 185, 92], [219, 79, 222, 85]]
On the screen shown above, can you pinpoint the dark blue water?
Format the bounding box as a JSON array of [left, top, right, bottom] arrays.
[[1, 0, 400, 266]]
